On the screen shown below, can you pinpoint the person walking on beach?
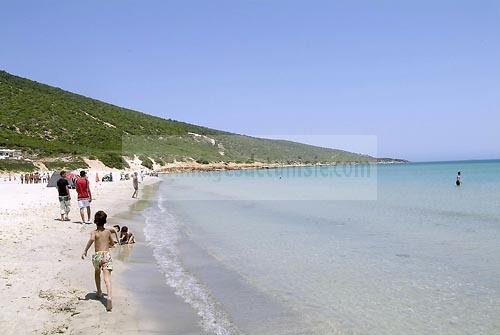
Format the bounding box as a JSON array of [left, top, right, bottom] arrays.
[[131, 172, 139, 198], [456, 171, 462, 186], [76, 170, 92, 224], [81, 211, 114, 312], [56, 170, 71, 221]]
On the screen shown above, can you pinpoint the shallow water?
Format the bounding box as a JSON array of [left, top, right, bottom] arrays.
[[144, 160, 500, 334]]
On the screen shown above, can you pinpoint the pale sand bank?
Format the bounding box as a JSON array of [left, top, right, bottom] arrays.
[[0, 176, 202, 334]]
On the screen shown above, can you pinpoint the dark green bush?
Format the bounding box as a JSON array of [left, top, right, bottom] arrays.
[[43, 159, 89, 171], [0, 159, 36, 172], [139, 155, 153, 169], [97, 152, 129, 169]]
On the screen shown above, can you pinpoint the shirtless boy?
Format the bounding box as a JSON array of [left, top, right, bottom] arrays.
[[81, 211, 114, 311]]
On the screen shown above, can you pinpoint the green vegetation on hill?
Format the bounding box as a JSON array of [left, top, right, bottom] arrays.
[[42, 158, 89, 171], [0, 159, 35, 172], [138, 154, 153, 169], [0, 70, 218, 168], [0, 70, 394, 169], [214, 135, 373, 164]]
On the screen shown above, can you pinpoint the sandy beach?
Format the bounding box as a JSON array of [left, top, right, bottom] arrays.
[[0, 173, 198, 334]]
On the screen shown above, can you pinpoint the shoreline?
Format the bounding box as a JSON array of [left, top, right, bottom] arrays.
[[0, 173, 177, 334], [111, 182, 204, 334], [157, 160, 407, 174], [0, 158, 408, 180]]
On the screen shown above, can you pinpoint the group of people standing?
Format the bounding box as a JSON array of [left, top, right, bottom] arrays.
[[20, 172, 50, 184], [57, 169, 139, 312], [56, 170, 142, 222], [56, 170, 92, 223]]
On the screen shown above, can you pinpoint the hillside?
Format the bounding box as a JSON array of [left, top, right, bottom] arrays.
[[0, 70, 393, 170]]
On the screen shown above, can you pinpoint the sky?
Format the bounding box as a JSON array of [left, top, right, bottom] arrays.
[[1, 0, 499, 161]]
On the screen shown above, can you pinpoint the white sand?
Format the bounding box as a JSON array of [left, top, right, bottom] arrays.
[[0, 176, 158, 334]]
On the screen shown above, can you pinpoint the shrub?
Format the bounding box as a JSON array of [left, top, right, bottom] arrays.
[[97, 152, 129, 169], [43, 158, 89, 171], [155, 157, 165, 166], [0, 159, 36, 172], [139, 155, 153, 169]]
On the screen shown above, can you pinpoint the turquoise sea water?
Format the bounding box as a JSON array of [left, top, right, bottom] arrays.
[[144, 160, 500, 334]]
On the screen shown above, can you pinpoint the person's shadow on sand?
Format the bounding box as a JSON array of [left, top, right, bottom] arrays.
[[80, 292, 108, 310]]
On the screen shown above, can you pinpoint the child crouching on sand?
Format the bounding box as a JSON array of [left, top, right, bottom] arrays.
[[81, 210, 114, 311], [120, 226, 136, 245]]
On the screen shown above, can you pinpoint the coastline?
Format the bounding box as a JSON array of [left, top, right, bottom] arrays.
[[0, 174, 199, 334], [157, 159, 407, 174], [0, 161, 406, 335], [0, 157, 407, 182], [110, 183, 204, 334]]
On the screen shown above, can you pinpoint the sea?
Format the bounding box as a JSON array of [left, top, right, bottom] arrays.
[[142, 160, 500, 335]]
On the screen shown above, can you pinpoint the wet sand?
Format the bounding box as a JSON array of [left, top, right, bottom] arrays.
[[112, 197, 204, 334]]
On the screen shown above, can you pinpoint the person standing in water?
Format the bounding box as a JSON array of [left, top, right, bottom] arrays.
[[456, 171, 462, 186]]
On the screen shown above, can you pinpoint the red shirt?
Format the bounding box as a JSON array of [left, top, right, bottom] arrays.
[[75, 177, 90, 199]]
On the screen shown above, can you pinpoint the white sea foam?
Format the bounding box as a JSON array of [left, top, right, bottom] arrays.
[[143, 195, 241, 335]]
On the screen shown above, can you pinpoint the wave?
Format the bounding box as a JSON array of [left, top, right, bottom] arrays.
[[143, 194, 241, 335]]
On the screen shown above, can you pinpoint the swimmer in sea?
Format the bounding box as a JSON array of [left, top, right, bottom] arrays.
[[456, 171, 461, 186]]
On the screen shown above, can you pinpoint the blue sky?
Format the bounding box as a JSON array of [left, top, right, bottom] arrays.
[[1, 1, 499, 161]]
